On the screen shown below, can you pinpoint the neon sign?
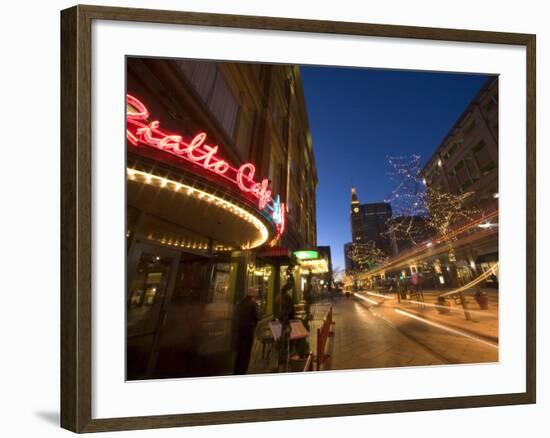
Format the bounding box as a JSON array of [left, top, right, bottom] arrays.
[[293, 250, 319, 260], [272, 195, 286, 237], [126, 94, 285, 237]]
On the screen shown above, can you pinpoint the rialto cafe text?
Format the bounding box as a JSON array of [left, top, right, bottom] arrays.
[[126, 94, 286, 238]]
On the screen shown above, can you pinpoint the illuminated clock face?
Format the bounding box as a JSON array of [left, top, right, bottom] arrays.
[[353, 207, 359, 213]]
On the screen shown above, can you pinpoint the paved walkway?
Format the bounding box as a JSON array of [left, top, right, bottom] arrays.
[[308, 298, 443, 370], [248, 289, 498, 374], [375, 289, 498, 342], [309, 293, 498, 372]]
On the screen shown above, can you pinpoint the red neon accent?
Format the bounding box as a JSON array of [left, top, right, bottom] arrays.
[[126, 94, 149, 120], [252, 179, 271, 210], [128, 118, 231, 178], [236, 163, 255, 192], [276, 202, 286, 238], [159, 134, 183, 151], [126, 129, 139, 146], [126, 93, 286, 234]]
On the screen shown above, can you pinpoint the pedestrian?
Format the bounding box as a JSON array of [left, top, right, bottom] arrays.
[[385, 277, 392, 294], [276, 270, 295, 371], [232, 287, 260, 375], [411, 272, 419, 290], [303, 271, 313, 319], [399, 277, 407, 300]]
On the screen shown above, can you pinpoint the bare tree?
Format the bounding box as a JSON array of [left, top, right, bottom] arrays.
[[425, 186, 480, 260], [384, 155, 429, 246], [346, 241, 388, 286], [384, 154, 480, 253], [332, 266, 345, 283]]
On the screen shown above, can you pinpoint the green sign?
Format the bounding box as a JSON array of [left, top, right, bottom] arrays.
[[293, 250, 319, 260]]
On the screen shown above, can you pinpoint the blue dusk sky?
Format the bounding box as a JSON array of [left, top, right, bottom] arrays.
[[300, 66, 490, 271]]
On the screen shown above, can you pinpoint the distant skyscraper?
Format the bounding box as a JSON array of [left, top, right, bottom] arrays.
[[349, 187, 393, 255], [344, 242, 354, 274]]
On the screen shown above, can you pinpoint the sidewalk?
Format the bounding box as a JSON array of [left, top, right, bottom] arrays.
[[392, 289, 499, 343], [307, 296, 458, 371]]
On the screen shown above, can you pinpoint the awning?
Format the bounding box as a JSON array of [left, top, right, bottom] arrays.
[[127, 166, 277, 250]]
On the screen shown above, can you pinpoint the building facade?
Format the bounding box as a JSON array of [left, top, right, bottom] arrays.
[[344, 242, 354, 275], [421, 77, 498, 213], [344, 187, 395, 282], [349, 187, 394, 255], [420, 76, 499, 286], [125, 58, 318, 379]]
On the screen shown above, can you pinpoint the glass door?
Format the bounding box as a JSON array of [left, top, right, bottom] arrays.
[[126, 242, 180, 380]]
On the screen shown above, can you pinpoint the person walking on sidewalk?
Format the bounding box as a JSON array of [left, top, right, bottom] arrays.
[[233, 287, 260, 375], [276, 268, 295, 372], [303, 271, 313, 320], [411, 272, 419, 289]]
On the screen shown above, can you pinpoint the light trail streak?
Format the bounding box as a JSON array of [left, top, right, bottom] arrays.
[[438, 263, 499, 297], [394, 308, 498, 349], [361, 209, 498, 278], [353, 293, 379, 305], [407, 300, 497, 319], [361, 227, 497, 280], [365, 291, 395, 300]]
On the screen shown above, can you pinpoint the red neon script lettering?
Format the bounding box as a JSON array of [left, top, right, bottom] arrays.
[[252, 179, 272, 210], [236, 163, 255, 192], [277, 202, 286, 237], [126, 94, 281, 221], [186, 133, 230, 174], [236, 164, 271, 208], [126, 94, 149, 120], [127, 111, 230, 177]]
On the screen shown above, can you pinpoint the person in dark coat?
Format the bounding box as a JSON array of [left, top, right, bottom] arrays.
[[275, 268, 296, 371], [303, 271, 313, 319], [233, 287, 260, 375]]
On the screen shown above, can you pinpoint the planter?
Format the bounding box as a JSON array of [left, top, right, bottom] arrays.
[[475, 291, 489, 310], [436, 297, 452, 314]]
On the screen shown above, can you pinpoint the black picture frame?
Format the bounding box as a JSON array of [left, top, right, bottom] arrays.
[[61, 4, 536, 433]]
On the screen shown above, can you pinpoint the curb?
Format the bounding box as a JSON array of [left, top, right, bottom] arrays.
[[395, 305, 499, 345]]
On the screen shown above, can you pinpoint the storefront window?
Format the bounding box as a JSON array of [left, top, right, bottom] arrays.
[[456, 265, 473, 285], [246, 261, 275, 316], [152, 258, 237, 378], [127, 251, 177, 379], [212, 263, 231, 302], [127, 253, 173, 337]]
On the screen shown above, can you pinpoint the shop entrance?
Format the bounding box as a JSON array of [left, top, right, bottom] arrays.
[[126, 242, 283, 378], [153, 255, 236, 378]]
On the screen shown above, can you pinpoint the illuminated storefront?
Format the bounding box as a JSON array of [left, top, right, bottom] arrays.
[[125, 58, 317, 379], [293, 248, 332, 298]]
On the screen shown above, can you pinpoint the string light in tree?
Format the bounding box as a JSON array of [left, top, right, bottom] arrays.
[[383, 154, 481, 257], [346, 240, 388, 282], [384, 154, 429, 246]]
